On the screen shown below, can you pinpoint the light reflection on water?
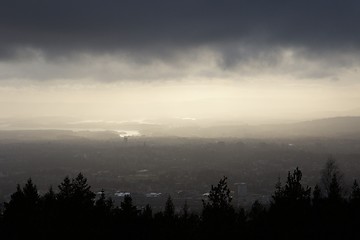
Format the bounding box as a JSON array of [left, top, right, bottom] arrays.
[[116, 130, 141, 137]]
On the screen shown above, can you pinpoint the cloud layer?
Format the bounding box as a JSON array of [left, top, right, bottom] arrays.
[[1, 0, 360, 82]]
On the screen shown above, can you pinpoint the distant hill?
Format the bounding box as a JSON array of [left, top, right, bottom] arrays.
[[1, 116, 360, 139], [278, 116, 360, 138], [147, 116, 360, 138]]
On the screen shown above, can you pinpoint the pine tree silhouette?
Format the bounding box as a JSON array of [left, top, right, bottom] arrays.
[[121, 195, 138, 219], [202, 176, 235, 235], [164, 195, 175, 219]]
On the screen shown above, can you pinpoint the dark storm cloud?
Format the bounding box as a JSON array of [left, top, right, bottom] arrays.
[[1, 0, 359, 60]]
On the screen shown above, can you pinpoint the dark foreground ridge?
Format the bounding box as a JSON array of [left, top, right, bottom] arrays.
[[1, 161, 360, 240]]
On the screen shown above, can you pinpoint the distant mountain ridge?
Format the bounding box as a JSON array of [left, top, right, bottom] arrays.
[[253, 116, 360, 138], [145, 116, 360, 138]]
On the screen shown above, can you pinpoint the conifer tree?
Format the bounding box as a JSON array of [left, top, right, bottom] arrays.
[[312, 184, 322, 206], [203, 176, 232, 210], [181, 200, 189, 220], [4, 184, 25, 219], [164, 195, 175, 219], [72, 173, 95, 206], [57, 176, 73, 201], [350, 180, 360, 201], [271, 168, 311, 207], [121, 195, 138, 218], [202, 176, 235, 224], [321, 157, 343, 197], [141, 204, 153, 220], [22, 178, 40, 206], [327, 173, 343, 202]]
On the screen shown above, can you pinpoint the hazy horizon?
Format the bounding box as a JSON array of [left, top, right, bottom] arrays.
[[1, 80, 360, 126], [2, 1, 360, 125]]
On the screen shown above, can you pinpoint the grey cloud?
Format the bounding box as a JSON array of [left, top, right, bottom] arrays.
[[1, 1, 360, 56], [1, 0, 360, 81]]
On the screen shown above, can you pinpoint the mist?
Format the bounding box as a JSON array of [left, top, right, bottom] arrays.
[[2, 1, 360, 239], [1, 79, 360, 129]]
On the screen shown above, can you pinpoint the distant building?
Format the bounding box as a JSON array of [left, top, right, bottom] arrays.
[[145, 193, 162, 198], [114, 192, 131, 197]]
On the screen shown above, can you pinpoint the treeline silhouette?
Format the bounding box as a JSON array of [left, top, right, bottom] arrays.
[[1, 159, 360, 240]]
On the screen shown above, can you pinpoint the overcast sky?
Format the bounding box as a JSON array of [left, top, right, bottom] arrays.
[[1, 0, 360, 123]]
